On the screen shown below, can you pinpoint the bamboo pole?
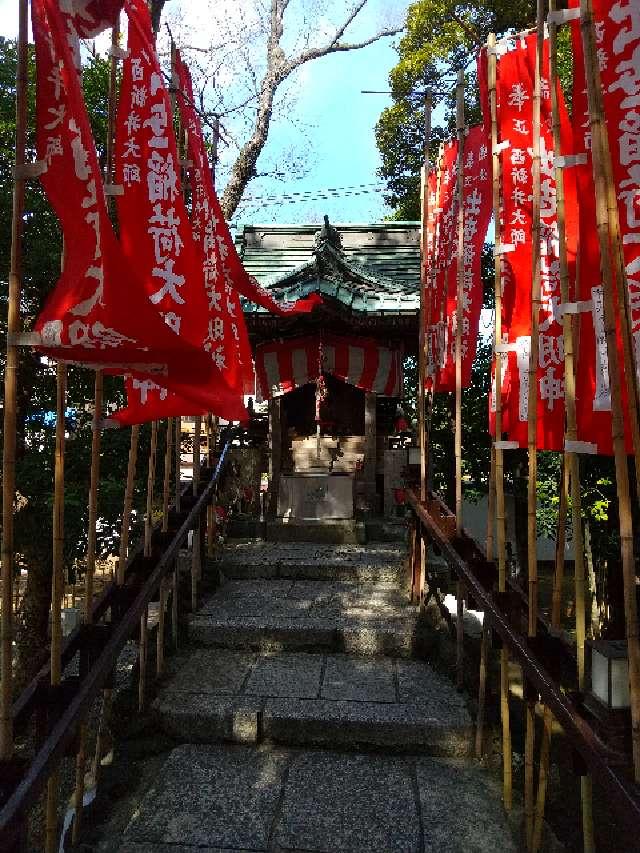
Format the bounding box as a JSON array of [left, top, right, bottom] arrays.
[[1, 0, 28, 762], [454, 70, 466, 691], [475, 447, 496, 758], [419, 93, 433, 504], [488, 31, 512, 811], [580, 0, 640, 782], [525, 7, 545, 846], [175, 416, 182, 512], [118, 425, 140, 585], [193, 415, 202, 496], [84, 369, 103, 623], [532, 5, 595, 847], [45, 363, 67, 853], [162, 417, 174, 532], [144, 421, 159, 557]]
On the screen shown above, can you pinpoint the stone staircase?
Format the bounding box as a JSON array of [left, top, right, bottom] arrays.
[[112, 540, 518, 852]]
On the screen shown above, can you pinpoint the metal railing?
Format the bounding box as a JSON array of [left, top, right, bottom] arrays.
[[0, 433, 235, 849], [406, 488, 640, 840]]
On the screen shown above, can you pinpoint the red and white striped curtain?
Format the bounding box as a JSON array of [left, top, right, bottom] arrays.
[[255, 334, 403, 401]]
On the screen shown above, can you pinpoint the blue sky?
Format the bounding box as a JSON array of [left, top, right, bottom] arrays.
[[0, 0, 415, 226]]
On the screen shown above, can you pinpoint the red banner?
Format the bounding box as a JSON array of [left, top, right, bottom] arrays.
[[426, 141, 458, 386], [494, 34, 577, 451], [174, 49, 254, 396], [70, 0, 123, 36], [436, 125, 492, 391], [31, 0, 207, 378], [112, 0, 246, 423], [569, 0, 636, 454]]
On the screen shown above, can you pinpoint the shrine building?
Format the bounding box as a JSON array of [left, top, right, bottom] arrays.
[[232, 217, 421, 535]]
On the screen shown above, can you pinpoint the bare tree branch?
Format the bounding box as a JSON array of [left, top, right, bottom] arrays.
[[219, 0, 403, 219]]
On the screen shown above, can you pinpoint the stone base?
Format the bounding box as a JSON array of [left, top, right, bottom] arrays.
[[266, 518, 366, 544]]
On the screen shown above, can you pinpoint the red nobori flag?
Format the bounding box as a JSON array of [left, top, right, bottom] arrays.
[[495, 33, 577, 451], [436, 125, 492, 391], [112, 0, 246, 422], [31, 0, 205, 374], [174, 49, 254, 396], [427, 141, 458, 388], [568, 0, 635, 454], [69, 0, 123, 36]]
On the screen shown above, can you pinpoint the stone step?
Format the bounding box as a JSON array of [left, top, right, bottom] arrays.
[[119, 744, 518, 852], [266, 518, 365, 544], [212, 541, 408, 583], [188, 578, 419, 657], [152, 650, 472, 755]]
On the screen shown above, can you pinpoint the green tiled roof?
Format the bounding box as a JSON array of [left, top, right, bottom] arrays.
[[235, 221, 421, 315]]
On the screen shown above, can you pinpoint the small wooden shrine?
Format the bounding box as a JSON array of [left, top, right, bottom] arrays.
[[236, 217, 420, 520]]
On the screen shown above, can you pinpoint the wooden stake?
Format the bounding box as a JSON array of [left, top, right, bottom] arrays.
[[580, 0, 640, 782], [71, 721, 87, 845], [138, 606, 148, 712], [1, 0, 28, 761], [144, 421, 159, 558], [156, 579, 167, 677], [193, 415, 202, 495], [488, 31, 512, 811], [118, 425, 140, 585], [172, 564, 179, 648], [475, 619, 490, 758], [84, 369, 103, 624], [162, 417, 174, 533]]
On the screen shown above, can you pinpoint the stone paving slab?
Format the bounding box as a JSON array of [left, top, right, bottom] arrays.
[[262, 698, 472, 754], [120, 746, 517, 852], [321, 655, 396, 703], [153, 650, 472, 753], [124, 744, 289, 850], [214, 542, 408, 583], [274, 751, 420, 852], [417, 759, 519, 852], [244, 652, 324, 699]]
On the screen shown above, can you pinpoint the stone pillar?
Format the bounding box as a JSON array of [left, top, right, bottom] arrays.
[[268, 397, 281, 516], [361, 392, 378, 512]]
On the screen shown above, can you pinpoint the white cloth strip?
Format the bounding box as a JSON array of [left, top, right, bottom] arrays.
[[372, 348, 392, 394], [547, 8, 581, 25], [495, 343, 518, 354], [494, 440, 520, 450], [494, 243, 515, 256], [291, 347, 309, 389], [108, 45, 129, 59], [565, 440, 598, 454], [493, 140, 511, 154], [263, 350, 281, 398], [554, 154, 587, 169], [347, 345, 365, 386], [560, 299, 594, 315], [14, 160, 47, 179], [432, 207, 443, 214], [104, 184, 124, 196]]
